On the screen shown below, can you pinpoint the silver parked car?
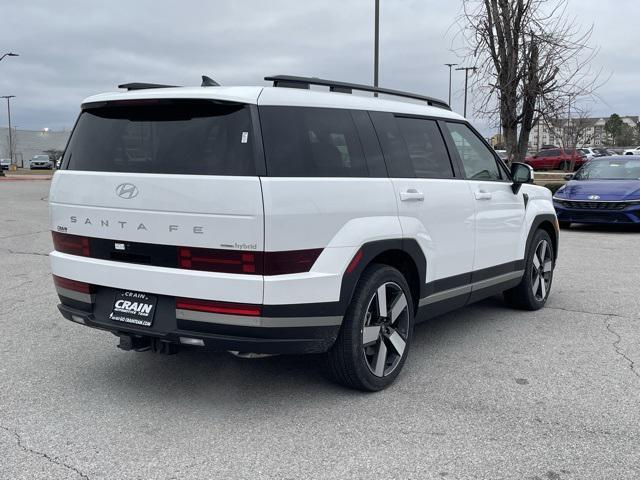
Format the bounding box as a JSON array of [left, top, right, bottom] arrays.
[[0, 158, 11, 170], [29, 154, 53, 169]]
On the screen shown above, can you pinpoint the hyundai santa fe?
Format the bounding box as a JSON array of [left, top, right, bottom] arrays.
[[50, 75, 559, 391]]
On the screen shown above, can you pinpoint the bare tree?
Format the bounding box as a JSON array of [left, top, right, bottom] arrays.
[[456, 0, 603, 164]]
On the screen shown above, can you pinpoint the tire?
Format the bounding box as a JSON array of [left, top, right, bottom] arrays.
[[504, 229, 555, 310], [326, 264, 414, 391], [559, 221, 571, 229], [558, 161, 568, 171]]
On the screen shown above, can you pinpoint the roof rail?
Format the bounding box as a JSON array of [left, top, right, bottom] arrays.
[[118, 82, 178, 91], [264, 75, 450, 110]]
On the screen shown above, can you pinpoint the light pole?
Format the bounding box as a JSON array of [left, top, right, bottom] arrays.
[[0, 52, 19, 62], [373, 0, 380, 95], [1, 96, 16, 167], [456, 66, 476, 117], [444, 63, 457, 106]]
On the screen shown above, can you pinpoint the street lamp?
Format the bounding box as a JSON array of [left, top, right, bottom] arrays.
[[1, 96, 16, 167], [373, 0, 380, 96], [0, 52, 19, 62], [444, 63, 458, 106], [455, 66, 477, 117]]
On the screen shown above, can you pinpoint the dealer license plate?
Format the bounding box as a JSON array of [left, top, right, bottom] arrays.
[[109, 291, 157, 327]]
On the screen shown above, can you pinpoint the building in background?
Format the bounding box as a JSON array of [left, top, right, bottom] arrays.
[[529, 116, 639, 150], [0, 127, 70, 167]]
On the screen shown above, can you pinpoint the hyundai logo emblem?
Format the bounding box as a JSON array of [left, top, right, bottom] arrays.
[[115, 183, 139, 199], [588, 195, 600, 200]]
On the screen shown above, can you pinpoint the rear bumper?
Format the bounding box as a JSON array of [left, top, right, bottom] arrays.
[[56, 285, 341, 354]]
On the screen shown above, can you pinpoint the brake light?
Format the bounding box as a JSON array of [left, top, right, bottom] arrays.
[[52, 231, 90, 256], [177, 247, 322, 275], [263, 249, 323, 275], [52, 275, 93, 294], [178, 247, 260, 274], [176, 298, 261, 317]]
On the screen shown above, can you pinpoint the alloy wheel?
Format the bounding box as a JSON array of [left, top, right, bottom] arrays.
[[361, 282, 410, 377], [531, 239, 552, 301]]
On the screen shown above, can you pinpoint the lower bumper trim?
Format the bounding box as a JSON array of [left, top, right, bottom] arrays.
[[57, 303, 339, 354]]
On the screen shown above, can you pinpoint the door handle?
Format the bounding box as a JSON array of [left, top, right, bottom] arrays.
[[400, 189, 424, 202], [475, 190, 492, 200]]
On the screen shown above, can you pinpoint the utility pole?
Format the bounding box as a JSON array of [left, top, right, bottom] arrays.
[[1, 95, 16, 166], [373, 0, 379, 96], [456, 66, 476, 117], [537, 96, 542, 151], [444, 63, 457, 106]]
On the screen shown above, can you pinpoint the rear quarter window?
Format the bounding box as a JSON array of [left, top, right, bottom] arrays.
[[259, 106, 368, 177]]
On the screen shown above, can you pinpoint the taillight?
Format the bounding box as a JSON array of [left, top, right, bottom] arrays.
[[52, 231, 90, 256], [52, 275, 93, 294], [178, 247, 260, 274], [263, 249, 323, 275], [177, 247, 322, 275], [176, 297, 261, 317]]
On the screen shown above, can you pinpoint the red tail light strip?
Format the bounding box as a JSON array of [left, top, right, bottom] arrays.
[[52, 275, 94, 294], [176, 298, 262, 317], [52, 231, 90, 256], [52, 231, 322, 275], [178, 247, 323, 275]]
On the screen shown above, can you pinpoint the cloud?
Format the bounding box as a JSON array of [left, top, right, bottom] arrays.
[[0, 0, 636, 136]]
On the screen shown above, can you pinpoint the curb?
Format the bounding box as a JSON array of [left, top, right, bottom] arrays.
[[0, 175, 52, 181]]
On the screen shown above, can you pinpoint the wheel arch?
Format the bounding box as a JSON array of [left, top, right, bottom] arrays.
[[526, 214, 559, 261], [338, 239, 426, 316]]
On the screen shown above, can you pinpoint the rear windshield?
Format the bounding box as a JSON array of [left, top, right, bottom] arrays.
[[63, 100, 256, 175]]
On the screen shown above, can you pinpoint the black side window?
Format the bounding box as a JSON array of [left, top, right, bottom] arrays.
[[548, 149, 561, 157], [260, 106, 368, 177], [369, 111, 413, 177], [445, 122, 502, 181], [396, 117, 453, 178]]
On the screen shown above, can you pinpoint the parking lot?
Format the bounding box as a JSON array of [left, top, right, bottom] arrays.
[[1, 180, 638, 480]]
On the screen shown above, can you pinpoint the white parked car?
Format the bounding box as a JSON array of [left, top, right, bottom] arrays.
[[0, 158, 11, 170], [578, 148, 599, 159], [29, 154, 53, 169], [623, 146, 640, 155], [49, 75, 559, 390]]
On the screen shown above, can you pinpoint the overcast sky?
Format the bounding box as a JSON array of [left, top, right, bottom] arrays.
[[1, 0, 638, 134]]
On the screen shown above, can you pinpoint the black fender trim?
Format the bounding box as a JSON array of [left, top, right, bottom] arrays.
[[525, 214, 559, 261], [262, 238, 427, 319]]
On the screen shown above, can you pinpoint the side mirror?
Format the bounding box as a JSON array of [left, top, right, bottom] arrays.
[[511, 162, 534, 194], [564, 173, 574, 181]]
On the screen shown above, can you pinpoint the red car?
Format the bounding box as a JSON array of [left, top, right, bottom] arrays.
[[525, 148, 587, 171]]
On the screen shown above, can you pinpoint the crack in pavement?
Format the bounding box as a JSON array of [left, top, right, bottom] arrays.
[[604, 316, 640, 381], [0, 425, 90, 479], [0, 229, 50, 240], [0, 248, 49, 257], [545, 305, 637, 320]]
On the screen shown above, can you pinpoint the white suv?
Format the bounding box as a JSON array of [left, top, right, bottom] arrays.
[[50, 75, 558, 390]]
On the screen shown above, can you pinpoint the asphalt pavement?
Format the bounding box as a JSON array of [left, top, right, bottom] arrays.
[[1, 181, 639, 480]]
